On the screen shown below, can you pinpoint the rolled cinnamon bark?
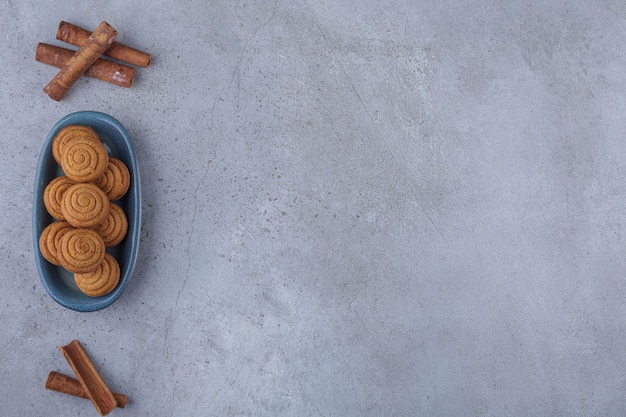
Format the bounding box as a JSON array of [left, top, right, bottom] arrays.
[[36, 43, 135, 88], [45, 371, 128, 408], [43, 21, 118, 101], [57, 21, 151, 67], [59, 340, 117, 416]]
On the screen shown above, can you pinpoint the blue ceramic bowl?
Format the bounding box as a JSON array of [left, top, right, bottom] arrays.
[[33, 111, 141, 312]]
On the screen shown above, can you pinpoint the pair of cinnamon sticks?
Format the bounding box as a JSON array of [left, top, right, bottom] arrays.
[[37, 21, 151, 101], [46, 340, 127, 416]]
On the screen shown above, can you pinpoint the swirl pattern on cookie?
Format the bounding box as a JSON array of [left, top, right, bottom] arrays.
[[43, 176, 76, 220], [60, 137, 109, 182], [93, 157, 130, 200], [53, 222, 75, 255], [52, 125, 99, 165], [39, 221, 74, 266], [61, 183, 110, 228], [94, 203, 128, 247], [57, 228, 105, 273], [74, 253, 120, 297]]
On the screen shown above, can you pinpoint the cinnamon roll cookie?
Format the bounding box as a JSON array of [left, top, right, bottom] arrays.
[[61, 183, 110, 228], [74, 253, 120, 297], [60, 136, 109, 183], [56, 228, 106, 274], [93, 157, 130, 200], [43, 176, 76, 220], [39, 221, 74, 265], [52, 125, 100, 165], [94, 203, 128, 247]]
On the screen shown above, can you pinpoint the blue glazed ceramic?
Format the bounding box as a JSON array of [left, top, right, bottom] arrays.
[[33, 111, 141, 312]]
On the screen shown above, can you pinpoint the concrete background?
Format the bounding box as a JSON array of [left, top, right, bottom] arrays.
[[1, 0, 626, 415]]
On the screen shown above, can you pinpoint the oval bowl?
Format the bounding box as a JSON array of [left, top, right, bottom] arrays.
[[33, 111, 141, 312]]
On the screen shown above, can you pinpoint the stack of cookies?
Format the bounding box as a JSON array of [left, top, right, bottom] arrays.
[[39, 125, 130, 297]]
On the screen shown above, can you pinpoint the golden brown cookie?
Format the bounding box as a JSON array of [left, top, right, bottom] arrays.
[[74, 253, 120, 297], [92, 157, 130, 200], [57, 228, 106, 274], [53, 222, 75, 255], [39, 221, 74, 266], [60, 137, 109, 183], [52, 125, 100, 165], [61, 183, 110, 228], [43, 176, 76, 220], [94, 203, 128, 247]]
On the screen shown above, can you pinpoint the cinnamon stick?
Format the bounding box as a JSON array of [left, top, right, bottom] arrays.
[[36, 43, 135, 88], [46, 371, 128, 408], [43, 21, 118, 101], [59, 340, 117, 416], [57, 21, 151, 67]]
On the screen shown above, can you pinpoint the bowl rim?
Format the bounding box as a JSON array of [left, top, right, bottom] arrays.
[[33, 111, 141, 312]]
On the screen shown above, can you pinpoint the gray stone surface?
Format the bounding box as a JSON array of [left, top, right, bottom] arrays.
[[2, 0, 626, 415]]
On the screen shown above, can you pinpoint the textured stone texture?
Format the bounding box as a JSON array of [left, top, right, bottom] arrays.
[[2, 0, 626, 415]]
